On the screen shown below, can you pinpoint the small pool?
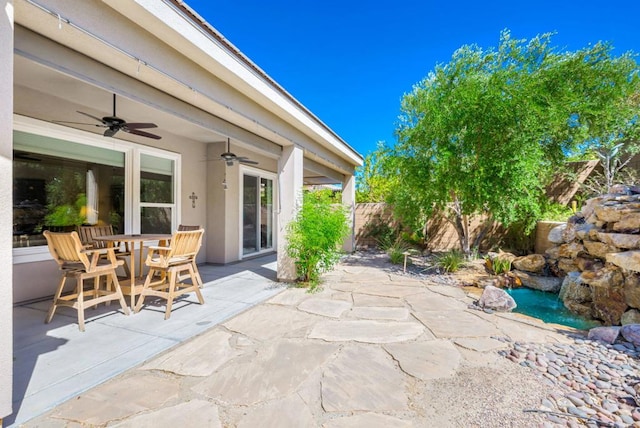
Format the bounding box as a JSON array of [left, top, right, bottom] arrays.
[[506, 287, 601, 330]]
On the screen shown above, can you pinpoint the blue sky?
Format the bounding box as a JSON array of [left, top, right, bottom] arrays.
[[186, 0, 640, 158]]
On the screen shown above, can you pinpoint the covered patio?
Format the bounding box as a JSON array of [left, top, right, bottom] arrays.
[[9, 254, 281, 427]]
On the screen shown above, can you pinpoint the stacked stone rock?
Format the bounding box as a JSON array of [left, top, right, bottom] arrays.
[[545, 189, 640, 326]]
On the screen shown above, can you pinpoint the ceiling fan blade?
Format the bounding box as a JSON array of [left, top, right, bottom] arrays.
[[125, 122, 158, 130], [77, 111, 107, 124], [104, 127, 119, 137], [126, 128, 162, 140], [52, 120, 105, 127]]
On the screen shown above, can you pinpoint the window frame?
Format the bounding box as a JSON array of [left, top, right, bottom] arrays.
[[13, 115, 181, 264]]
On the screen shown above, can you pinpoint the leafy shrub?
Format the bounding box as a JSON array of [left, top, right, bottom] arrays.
[[364, 216, 399, 250], [387, 238, 411, 265], [436, 250, 465, 273], [540, 202, 573, 222], [286, 191, 350, 289], [486, 256, 512, 275]]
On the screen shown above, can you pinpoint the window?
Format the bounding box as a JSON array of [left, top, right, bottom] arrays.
[[139, 153, 175, 234], [13, 131, 125, 247], [12, 117, 180, 261]]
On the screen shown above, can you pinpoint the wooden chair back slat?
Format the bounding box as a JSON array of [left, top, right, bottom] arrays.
[[44, 231, 90, 269], [77, 225, 115, 249], [177, 224, 201, 231]]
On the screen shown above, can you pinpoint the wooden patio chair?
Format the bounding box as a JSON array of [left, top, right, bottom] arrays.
[[43, 230, 130, 331], [134, 228, 205, 319], [77, 225, 131, 277], [177, 224, 203, 287]]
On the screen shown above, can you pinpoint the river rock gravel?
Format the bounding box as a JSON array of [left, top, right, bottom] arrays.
[[500, 335, 640, 427]]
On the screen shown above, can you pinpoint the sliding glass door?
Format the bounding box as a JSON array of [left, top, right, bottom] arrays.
[[242, 171, 274, 256]]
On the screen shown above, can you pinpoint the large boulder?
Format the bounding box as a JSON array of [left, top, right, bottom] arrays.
[[594, 203, 640, 223], [580, 267, 624, 289], [557, 258, 579, 274], [612, 212, 640, 233], [512, 271, 562, 293], [606, 251, 640, 273], [547, 224, 567, 244], [477, 285, 516, 312], [512, 254, 546, 274], [596, 232, 640, 250], [620, 324, 640, 346], [582, 267, 627, 325], [587, 326, 620, 344], [621, 309, 640, 325], [583, 241, 619, 260], [559, 272, 591, 303], [624, 272, 640, 308], [591, 284, 628, 326], [558, 242, 584, 259]]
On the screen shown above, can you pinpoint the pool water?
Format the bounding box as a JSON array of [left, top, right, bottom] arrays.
[[506, 287, 601, 330]]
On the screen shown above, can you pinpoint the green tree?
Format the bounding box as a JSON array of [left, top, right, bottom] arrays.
[[355, 143, 396, 203], [391, 30, 640, 254]]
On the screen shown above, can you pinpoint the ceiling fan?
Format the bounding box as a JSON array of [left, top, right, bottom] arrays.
[[219, 138, 258, 166], [54, 94, 161, 140]]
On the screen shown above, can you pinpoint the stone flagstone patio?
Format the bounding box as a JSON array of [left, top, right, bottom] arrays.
[[22, 258, 579, 427]]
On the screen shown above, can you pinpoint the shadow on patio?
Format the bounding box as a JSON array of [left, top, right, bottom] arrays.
[[9, 254, 282, 427]]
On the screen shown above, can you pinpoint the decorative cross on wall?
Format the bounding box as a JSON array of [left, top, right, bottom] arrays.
[[189, 192, 198, 208]]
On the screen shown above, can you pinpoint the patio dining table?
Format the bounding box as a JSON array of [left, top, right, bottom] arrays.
[[94, 233, 171, 308]]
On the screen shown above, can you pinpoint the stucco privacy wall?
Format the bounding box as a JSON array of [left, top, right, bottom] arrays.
[[1, 0, 13, 420]]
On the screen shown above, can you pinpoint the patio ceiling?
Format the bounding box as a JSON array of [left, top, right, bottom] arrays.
[[13, 56, 341, 183]]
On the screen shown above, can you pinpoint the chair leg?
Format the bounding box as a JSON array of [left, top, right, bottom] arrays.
[[134, 269, 155, 314], [188, 265, 205, 304], [92, 275, 101, 309], [45, 275, 67, 324], [192, 261, 203, 288], [110, 271, 130, 316], [164, 270, 178, 320], [77, 278, 86, 332]]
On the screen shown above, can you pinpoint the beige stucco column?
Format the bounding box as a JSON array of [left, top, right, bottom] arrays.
[[276, 145, 303, 281], [0, 0, 13, 422], [342, 173, 356, 253]]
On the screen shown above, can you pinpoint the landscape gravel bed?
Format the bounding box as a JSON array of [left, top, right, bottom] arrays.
[[499, 336, 640, 427]]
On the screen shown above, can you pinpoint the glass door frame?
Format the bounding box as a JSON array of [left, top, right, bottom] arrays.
[[239, 165, 277, 259]]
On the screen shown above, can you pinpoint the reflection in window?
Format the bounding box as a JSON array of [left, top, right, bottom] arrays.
[[140, 153, 174, 234], [13, 132, 125, 248], [141, 207, 172, 234]]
